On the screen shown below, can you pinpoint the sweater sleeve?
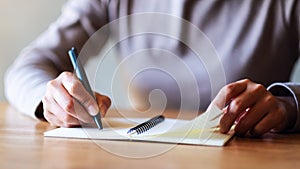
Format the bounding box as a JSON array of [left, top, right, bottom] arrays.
[[4, 0, 108, 119], [267, 1, 300, 132]]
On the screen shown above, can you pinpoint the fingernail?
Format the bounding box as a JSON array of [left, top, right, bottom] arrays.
[[88, 105, 99, 116]]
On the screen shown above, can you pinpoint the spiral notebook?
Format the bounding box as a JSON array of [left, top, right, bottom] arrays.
[[44, 106, 234, 146]]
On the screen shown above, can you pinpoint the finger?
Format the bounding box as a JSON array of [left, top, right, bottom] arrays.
[[250, 100, 285, 136], [212, 79, 248, 109], [220, 93, 259, 133], [42, 92, 62, 126], [42, 93, 81, 126], [44, 110, 63, 127], [60, 72, 99, 116], [227, 83, 266, 117], [71, 99, 94, 123], [250, 112, 280, 137], [52, 86, 93, 123], [234, 100, 268, 136], [95, 93, 111, 117], [46, 111, 81, 128], [47, 78, 93, 123], [50, 105, 81, 127], [220, 83, 267, 133], [43, 101, 78, 128], [220, 103, 237, 133]]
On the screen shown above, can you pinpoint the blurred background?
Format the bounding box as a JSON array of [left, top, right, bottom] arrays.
[[0, 0, 299, 103], [0, 0, 67, 101]]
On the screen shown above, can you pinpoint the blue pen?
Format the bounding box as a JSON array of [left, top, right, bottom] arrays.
[[68, 47, 103, 129]]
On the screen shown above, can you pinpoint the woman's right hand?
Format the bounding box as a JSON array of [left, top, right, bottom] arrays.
[[42, 71, 111, 127]]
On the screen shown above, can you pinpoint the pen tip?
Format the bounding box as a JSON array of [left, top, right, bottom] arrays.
[[93, 116, 103, 130]]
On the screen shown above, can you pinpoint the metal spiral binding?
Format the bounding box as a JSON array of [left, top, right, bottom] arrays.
[[127, 115, 165, 135]]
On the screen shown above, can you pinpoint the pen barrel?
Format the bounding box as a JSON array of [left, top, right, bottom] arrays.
[[68, 48, 102, 129], [69, 50, 95, 99]]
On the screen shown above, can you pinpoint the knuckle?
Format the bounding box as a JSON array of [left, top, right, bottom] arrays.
[[46, 80, 56, 89], [224, 83, 235, 93], [69, 81, 81, 95], [83, 97, 95, 107], [239, 78, 252, 83], [263, 94, 275, 104], [42, 96, 49, 104], [60, 71, 73, 78], [229, 99, 243, 113], [239, 78, 251, 84], [243, 78, 251, 83], [220, 83, 236, 97], [63, 100, 74, 113], [253, 84, 265, 93]]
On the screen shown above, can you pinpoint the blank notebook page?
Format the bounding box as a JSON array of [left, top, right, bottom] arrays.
[[44, 106, 234, 146]]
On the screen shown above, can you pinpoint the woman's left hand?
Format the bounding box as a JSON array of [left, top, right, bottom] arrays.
[[210, 79, 296, 137]]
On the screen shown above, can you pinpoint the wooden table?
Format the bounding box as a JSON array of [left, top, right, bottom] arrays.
[[0, 102, 299, 169]]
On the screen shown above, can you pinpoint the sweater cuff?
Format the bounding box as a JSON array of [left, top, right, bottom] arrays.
[[267, 82, 300, 132]]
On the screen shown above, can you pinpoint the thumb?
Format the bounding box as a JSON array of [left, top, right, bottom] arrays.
[[95, 92, 111, 117]]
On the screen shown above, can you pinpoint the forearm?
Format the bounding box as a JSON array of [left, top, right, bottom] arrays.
[[4, 0, 107, 119], [5, 54, 58, 119]]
